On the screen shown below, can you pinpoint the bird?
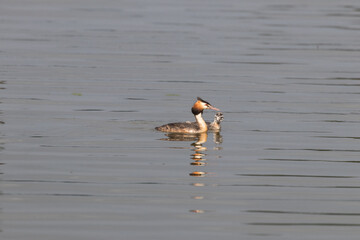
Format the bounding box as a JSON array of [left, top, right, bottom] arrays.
[[155, 97, 220, 133], [207, 112, 224, 131]]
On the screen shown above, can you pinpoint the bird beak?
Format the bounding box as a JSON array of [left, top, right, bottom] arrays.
[[208, 105, 220, 111]]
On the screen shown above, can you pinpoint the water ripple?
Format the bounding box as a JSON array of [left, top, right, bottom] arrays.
[[239, 174, 355, 178], [247, 210, 360, 216], [266, 148, 360, 152], [248, 223, 360, 226]]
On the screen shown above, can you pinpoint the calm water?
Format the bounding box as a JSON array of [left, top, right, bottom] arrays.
[[1, 0, 360, 239]]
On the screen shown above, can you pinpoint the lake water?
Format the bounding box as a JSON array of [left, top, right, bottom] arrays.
[[1, 0, 360, 239]]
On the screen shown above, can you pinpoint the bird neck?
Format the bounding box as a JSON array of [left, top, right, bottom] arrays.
[[194, 113, 207, 132], [211, 121, 220, 128]]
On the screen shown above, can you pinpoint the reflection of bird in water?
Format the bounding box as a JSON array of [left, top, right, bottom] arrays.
[[207, 112, 223, 131], [159, 132, 208, 144], [212, 132, 223, 144], [155, 97, 220, 133], [158, 132, 223, 144]]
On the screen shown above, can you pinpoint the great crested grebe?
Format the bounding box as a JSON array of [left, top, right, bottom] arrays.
[[155, 97, 220, 133], [207, 112, 224, 131]]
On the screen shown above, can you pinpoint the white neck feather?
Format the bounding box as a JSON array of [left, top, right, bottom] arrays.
[[194, 113, 207, 132]]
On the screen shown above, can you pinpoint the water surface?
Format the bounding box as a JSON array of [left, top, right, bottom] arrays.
[[1, 0, 360, 239]]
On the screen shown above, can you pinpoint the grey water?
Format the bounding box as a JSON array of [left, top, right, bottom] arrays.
[[1, 0, 360, 239]]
